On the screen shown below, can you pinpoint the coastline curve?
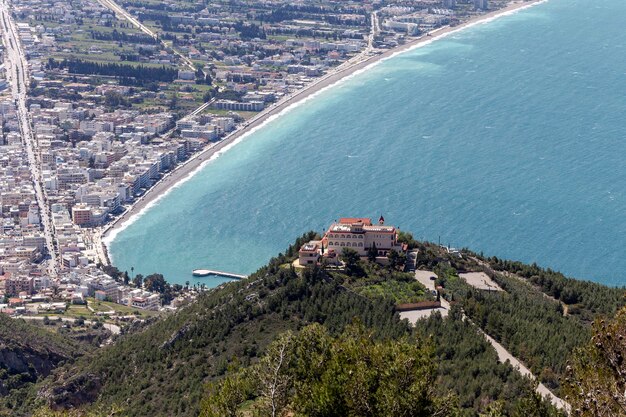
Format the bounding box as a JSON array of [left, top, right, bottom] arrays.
[[101, 0, 548, 264]]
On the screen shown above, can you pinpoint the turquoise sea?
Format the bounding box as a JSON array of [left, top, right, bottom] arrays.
[[109, 0, 626, 287]]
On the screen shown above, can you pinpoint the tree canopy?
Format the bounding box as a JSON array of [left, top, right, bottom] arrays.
[[200, 322, 458, 417], [564, 307, 626, 416]]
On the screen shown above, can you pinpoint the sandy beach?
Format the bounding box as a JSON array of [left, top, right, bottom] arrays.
[[99, 0, 545, 265]]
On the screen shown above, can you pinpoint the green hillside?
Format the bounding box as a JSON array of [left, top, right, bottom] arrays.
[[3, 234, 624, 416]]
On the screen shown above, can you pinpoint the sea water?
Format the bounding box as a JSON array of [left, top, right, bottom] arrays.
[[109, 0, 626, 287]]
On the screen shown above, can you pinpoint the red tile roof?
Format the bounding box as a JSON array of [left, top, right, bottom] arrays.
[[338, 218, 372, 225]]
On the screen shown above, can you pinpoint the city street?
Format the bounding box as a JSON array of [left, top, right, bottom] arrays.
[[0, 0, 58, 275]]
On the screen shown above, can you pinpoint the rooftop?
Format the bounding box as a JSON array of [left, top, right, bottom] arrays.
[[300, 241, 320, 252], [339, 217, 372, 225]]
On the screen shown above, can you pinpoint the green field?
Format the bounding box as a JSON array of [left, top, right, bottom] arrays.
[[354, 279, 431, 304]]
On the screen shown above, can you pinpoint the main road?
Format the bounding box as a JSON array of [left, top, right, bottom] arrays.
[[96, 0, 205, 76], [0, 0, 59, 275]]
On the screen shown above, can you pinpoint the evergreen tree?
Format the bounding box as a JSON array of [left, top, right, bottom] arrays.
[[564, 307, 626, 416], [367, 242, 377, 262], [341, 248, 362, 276], [200, 323, 459, 416], [132, 273, 144, 288]]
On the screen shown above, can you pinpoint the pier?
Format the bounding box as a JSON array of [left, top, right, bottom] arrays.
[[192, 269, 248, 280]]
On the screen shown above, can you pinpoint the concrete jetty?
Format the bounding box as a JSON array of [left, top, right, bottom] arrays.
[[192, 269, 247, 280]]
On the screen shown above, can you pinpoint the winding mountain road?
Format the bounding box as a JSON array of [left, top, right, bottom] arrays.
[[411, 269, 570, 412]]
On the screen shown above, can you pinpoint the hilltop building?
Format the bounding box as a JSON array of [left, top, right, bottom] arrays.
[[298, 216, 405, 266]]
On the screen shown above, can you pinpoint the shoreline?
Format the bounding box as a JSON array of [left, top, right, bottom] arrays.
[[99, 0, 546, 265]]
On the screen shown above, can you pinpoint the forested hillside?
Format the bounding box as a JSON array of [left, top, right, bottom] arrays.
[[3, 234, 624, 416], [14, 256, 411, 415]]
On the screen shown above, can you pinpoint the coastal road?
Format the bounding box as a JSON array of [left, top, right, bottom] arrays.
[[0, 0, 59, 276], [93, 95, 216, 267], [96, 0, 548, 267], [97, 30, 417, 262]]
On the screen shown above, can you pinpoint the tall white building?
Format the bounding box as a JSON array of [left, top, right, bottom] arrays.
[[27, 203, 40, 225], [474, 0, 488, 10]]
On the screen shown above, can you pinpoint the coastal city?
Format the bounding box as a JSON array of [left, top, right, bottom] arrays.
[[0, 0, 516, 323], [2, 0, 624, 415]]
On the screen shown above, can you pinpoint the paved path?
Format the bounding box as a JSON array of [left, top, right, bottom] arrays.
[[474, 322, 570, 412], [415, 270, 451, 312], [399, 270, 449, 324], [399, 307, 448, 323], [409, 269, 570, 412], [400, 270, 450, 325]]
